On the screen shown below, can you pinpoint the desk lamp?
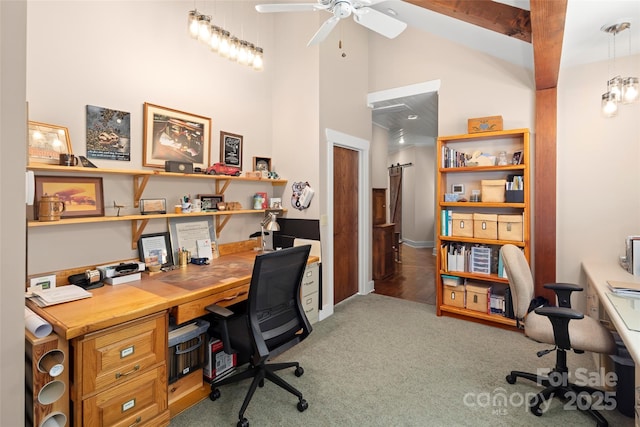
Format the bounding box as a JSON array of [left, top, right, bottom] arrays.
[[260, 212, 279, 251]]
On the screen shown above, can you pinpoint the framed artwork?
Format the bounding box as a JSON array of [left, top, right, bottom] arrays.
[[86, 105, 131, 162], [35, 176, 104, 218], [198, 194, 224, 212], [168, 216, 217, 261], [138, 232, 174, 267], [512, 150, 523, 165], [143, 102, 211, 169], [220, 131, 243, 169], [253, 156, 271, 172], [139, 198, 167, 215], [28, 121, 73, 165]]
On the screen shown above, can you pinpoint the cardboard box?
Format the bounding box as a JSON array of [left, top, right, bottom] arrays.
[[481, 179, 506, 203], [498, 214, 523, 241], [451, 213, 473, 237], [473, 213, 498, 240], [466, 282, 492, 313], [467, 115, 503, 134], [204, 338, 236, 382], [168, 319, 210, 384], [443, 284, 465, 308]]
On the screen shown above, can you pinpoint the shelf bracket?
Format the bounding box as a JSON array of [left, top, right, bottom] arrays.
[[131, 219, 150, 249], [133, 175, 150, 208], [215, 179, 231, 195], [215, 214, 232, 236]]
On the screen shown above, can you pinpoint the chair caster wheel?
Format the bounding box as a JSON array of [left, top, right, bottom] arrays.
[[529, 403, 543, 417], [295, 366, 304, 377], [237, 418, 249, 427], [209, 388, 221, 401], [505, 374, 516, 384], [297, 399, 308, 412]]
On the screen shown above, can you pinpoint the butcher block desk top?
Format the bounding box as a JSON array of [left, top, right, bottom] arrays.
[[27, 250, 319, 340]]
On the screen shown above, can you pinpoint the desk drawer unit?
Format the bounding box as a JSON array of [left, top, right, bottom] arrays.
[[301, 262, 319, 324], [83, 365, 169, 426], [79, 312, 167, 396], [172, 284, 249, 325]]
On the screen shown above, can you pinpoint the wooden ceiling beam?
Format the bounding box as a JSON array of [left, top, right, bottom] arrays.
[[404, 0, 531, 43], [530, 0, 567, 90]]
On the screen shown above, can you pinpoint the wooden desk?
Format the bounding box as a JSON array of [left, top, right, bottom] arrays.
[[582, 259, 640, 423], [27, 249, 319, 425]]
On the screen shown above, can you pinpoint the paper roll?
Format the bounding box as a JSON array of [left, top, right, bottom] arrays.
[[25, 307, 53, 338]]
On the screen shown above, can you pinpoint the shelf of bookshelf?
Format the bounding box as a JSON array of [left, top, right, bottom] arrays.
[[436, 128, 530, 328]]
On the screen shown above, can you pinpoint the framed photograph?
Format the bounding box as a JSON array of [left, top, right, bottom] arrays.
[[140, 198, 166, 215], [35, 176, 104, 218], [86, 105, 131, 162], [512, 150, 523, 165], [220, 131, 243, 169], [28, 121, 73, 165], [168, 216, 217, 261], [253, 156, 271, 172], [198, 194, 224, 212], [138, 232, 173, 267], [143, 102, 211, 169]]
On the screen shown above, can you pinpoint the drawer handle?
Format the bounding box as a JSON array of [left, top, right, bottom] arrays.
[[128, 416, 142, 427], [115, 364, 140, 379], [221, 291, 247, 301]]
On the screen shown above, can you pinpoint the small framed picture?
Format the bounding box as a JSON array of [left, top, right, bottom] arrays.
[[253, 156, 271, 172], [139, 198, 166, 215], [512, 150, 523, 165], [220, 131, 243, 169], [138, 232, 173, 267], [199, 194, 224, 212], [28, 121, 73, 165], [35, 176, 104, 218]]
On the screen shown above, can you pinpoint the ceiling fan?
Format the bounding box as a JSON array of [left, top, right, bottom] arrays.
[[255, 0, 408, 46]]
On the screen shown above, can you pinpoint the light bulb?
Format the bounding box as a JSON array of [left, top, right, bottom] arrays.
[[622, 77, 639, 104], [252, 47, 264, 71], [188, 10, 200, 39], [601, 92, 618, 117]]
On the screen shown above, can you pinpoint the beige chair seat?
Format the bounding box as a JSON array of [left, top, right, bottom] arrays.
[[524, 310, 616, 355]]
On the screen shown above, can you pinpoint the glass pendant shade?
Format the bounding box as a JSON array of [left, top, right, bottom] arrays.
[[237, 41, 249, 65], [198, 15, 211, 42], [209, 26, 221, 52], [219, 30, 231, 58], [607, 76, 623, 102], [622, 77, 639, 104], [228, 37, 239, 61], [247, 43, 256, 65], [601, 92, 618, 117], [188, 10, 200, 39], [252, 47, 264, 71]]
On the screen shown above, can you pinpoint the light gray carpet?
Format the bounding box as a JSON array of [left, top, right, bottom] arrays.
[[171, 294, 635, 426]]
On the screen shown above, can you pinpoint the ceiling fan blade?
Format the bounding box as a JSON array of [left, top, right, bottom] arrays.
[[353, 7, 407, 39], [255, 3, 325, 13], [307, 15, 340, 46]]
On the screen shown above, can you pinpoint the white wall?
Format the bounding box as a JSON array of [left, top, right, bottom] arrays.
[[558, 54, 640, 309], [1, 1, 27, 425]]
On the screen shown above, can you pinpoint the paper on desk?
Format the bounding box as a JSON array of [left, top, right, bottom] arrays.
[[24, 307, 52, 338], [607, 280, 640, 297]]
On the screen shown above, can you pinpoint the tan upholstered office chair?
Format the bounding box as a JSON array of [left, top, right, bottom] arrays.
[[206, 245, 312, 427], [500, 244, 616, 427]]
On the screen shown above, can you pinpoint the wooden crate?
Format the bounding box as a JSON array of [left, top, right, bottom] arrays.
[[467, 115, 503, 133]]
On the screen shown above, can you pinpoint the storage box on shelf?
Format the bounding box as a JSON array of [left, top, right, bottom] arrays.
[[436, 128, 530, 328]]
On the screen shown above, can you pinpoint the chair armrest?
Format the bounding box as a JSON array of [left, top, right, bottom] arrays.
[[205, 304, 236, 355], [534, 306, 584, 350], [543, 283, 583, 308]]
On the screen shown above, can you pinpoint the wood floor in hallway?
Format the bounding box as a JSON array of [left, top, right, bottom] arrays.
[[373, 245, 437, 305]]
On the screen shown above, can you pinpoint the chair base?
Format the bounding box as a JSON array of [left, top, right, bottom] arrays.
[[506, 370, 609, 427], [210, 361, 308, 427]]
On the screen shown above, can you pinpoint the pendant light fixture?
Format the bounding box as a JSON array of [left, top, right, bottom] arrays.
[[601, 22, 639, 117]]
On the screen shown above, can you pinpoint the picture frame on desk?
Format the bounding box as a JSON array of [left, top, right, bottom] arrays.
[[35, 176, 104, 218], [512, 150, 523, 165], [142, 102, 211, 170], [199, 194, 224, 212], [27, 121, 73, 165], [168, 216, 217, 261], [253, 156, 271, 172], [138, 232, 174, 267]]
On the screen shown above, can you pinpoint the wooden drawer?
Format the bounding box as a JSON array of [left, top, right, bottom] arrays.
[[301, 291, 319, 324], [80, 312, 167, 396], [301, 262, 319, 298], [171, 284, 249, 324], [83, 365, 169, 427]]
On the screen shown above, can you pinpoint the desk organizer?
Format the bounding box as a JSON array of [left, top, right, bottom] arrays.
[[168, 319, 210, 384]]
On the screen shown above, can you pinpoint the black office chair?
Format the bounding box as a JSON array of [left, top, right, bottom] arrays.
[[206, 245, 313, 427], [501, 244, 616, 426]]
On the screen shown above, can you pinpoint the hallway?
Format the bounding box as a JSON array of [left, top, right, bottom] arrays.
[[373, 246, 437, 305]]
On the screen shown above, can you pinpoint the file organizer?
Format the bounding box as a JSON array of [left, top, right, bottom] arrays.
[[168, 319, 210, 384]]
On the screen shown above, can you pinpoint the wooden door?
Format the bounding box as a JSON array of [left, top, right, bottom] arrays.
[[372, 188, 387, 225], [389, 165, 402, 235], [333, 146, 359, 304]]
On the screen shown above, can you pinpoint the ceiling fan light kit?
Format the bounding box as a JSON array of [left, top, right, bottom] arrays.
[[255, 0, 407, 46], [600, 21, 639, 117], [187, 9, 264, 71]]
